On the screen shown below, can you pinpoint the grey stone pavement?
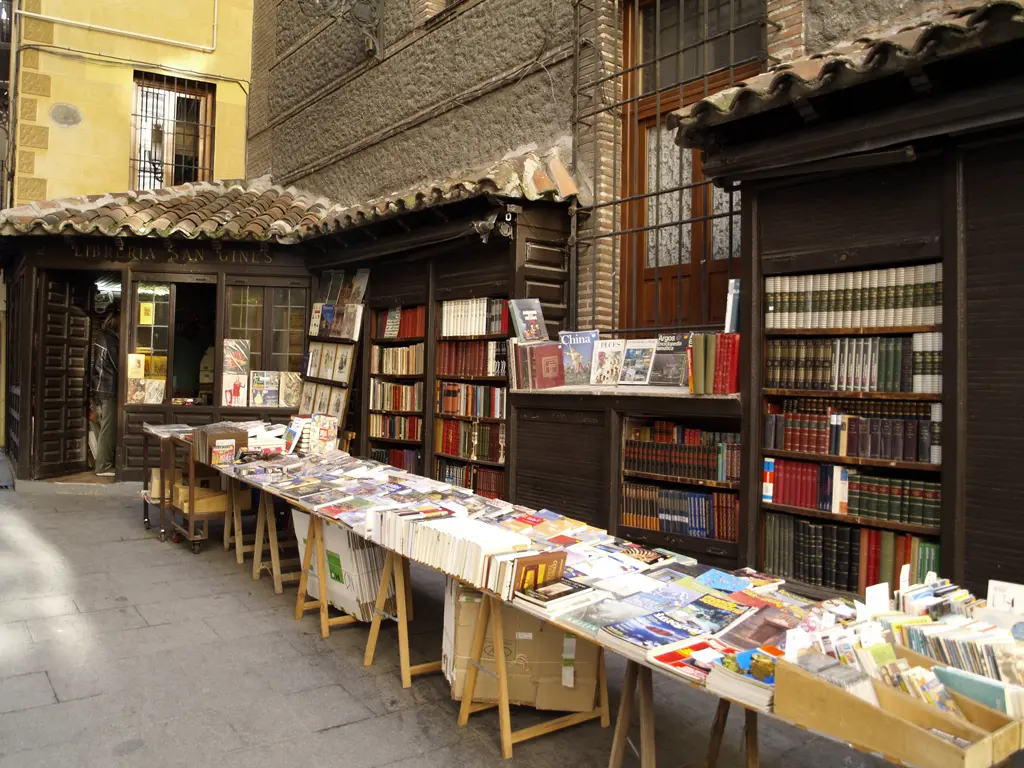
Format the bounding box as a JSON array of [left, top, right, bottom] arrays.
[[0, 489, 898, 768]]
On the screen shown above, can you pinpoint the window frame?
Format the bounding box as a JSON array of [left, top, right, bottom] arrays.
[[129, 71, 216, 191], [618, 0, 762, 331]]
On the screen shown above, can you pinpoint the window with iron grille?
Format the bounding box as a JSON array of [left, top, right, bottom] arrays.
[[130, 72, 215, 191], [574, 0, 766, 333]]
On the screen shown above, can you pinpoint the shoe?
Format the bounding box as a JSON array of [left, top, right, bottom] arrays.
[[96, 471, 115, 477]]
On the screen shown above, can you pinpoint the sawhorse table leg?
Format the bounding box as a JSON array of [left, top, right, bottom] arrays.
[[223, 479, 256, 563], [364, 552, 442, 688], [294, 513, 358, 638], [670, 696, 759, 768], [252, 493, 300, 595], [458, 594, 610, 760], [609, 660, 655, 768]]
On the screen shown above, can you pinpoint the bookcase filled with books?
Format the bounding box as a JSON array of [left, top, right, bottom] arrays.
[[433, 296, 510, 499], [367, 304, 428, 473], [754, 261, 945, 600], [617, 415, 742, 562]]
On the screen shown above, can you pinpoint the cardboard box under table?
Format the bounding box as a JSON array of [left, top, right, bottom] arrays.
[[442, 579, 600, 712]]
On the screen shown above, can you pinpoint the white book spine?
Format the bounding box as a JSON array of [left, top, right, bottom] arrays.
[[927, 263, 939, 326], [830, 338, 841, 390], [930, 403, 942, 465], [912, 333, 924, 393], [869, 337, 879, 392], [853, 271, 864, 327], [868, 269, 880, 327], [782, 276, 793, 329], [884, 268, 897, 327], [816, 273, 827, 329]]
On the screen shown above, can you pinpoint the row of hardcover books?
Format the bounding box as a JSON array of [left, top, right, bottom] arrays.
[[436, 457, 471, 490], [621, 483, 739, 542], [368, 379, 423, 413], [763, 262, 941, 329], [374, 305, 426, 339], [763, 406, 942, 465], [433, 458, 504, 499], [762, 458, 941, 527], [624, 439, 740, 482], [631, 420, 740, 446], [439, 298, 509, 338], [434, 381, 506, 420], [764, 334, 942, 394], [764, 513, 941, 593], [369, 448, 421, 473], [369, 414, 422, 441], [433, 419, 505, 464], [474, 467, 504, 500], [370, 343, 424, 376], [436, 341, 508, 378]]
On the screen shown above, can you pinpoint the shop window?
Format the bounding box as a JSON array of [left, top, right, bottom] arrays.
[[271, 287, 307, 372], [228, 285, 265, 371], [226, 283, 308, 374], [130, 72, 215, 191], [128, 281, 171, 404]]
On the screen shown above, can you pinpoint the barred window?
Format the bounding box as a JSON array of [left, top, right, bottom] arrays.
[[574, 0, 764, 332], [130, 72, 215, 191]]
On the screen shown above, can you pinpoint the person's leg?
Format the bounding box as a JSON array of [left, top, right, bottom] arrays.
[[96, 398, 116, 474]]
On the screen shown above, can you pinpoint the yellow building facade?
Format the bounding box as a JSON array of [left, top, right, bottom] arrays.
[[7, 0, 253, 205]]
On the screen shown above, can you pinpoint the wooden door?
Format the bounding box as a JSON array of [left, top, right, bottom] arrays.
[[33, 272, 91, 479]]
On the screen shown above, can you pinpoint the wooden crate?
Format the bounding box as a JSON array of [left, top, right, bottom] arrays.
[[172, 484, 252, 516], [775, 659, 1021, 768]]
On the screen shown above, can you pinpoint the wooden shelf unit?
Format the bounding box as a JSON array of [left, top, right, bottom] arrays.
[[762, 448, 941, 473], [765, 325, 941, 337], [763, 389, 942, 402], [621, 469, 739, 490], [338, 201, 570, 500], [618, 525, 740, 560], [745, 221, 949, 590], [761, 502, 940, 536], [435, 451, 505, 468]]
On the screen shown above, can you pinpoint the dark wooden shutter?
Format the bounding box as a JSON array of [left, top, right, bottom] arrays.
[[962, 141, 1024, 592], [34, 274, 90, 479]]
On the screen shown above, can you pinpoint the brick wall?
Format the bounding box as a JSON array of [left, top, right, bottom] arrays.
[[768, 0, 806, 63]]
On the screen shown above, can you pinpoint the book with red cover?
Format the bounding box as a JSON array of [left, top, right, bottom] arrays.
[[528, 342, 565, 390]]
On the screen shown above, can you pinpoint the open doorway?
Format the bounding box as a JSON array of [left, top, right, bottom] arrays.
[[171, 282, 216, 403], [37, 270, 121, 484]]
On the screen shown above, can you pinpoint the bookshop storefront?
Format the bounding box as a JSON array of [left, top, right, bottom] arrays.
[[3, 237, 313, 482]]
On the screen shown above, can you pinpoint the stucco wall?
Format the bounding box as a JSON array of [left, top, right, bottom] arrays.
[[10, 0, 253, 203], [804, 0, 936, 52], [247, 0, 574, 205]]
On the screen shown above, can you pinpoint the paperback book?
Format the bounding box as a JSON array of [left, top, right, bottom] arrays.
[[590, 340, 625, 385], [250, 371, 281, 407], [509, 298, 547, 342], [649, 333, 690, 387], [619, 340, 657, 385], [558, 330, 600, 386]]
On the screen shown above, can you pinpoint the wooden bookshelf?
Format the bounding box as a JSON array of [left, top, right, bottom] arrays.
[[369, 409, 421, 417], [748, 254, 948, 591], [436, 332, 508, 342], [371, 336, 425, 345], [618, 415, 743, 565], [304, 376, 349, 389], [762, 448, 941, 472], [436, 374, 507, 383], [622, 470, 740, 490], [763, 389, 941, 402], [368, 436, 423, 446], [308, 334, 357, 344], [765, 325, 941, 337], [435, 451, 504, 468], [761, 502, 940, 536], [369, 372, 423, 380], [434, 412, 504, 423], [782, 578, 859, 602]]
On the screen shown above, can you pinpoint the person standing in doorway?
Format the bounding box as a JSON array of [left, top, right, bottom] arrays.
[[91, 313, 120, 476]]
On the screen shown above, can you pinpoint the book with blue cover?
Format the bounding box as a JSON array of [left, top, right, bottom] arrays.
[[677, 593, 752, 635], [602, 610, 708, 650], [696, 568, 754, 594], [558, 330, 600, 386], [622, 583, 704, 613]]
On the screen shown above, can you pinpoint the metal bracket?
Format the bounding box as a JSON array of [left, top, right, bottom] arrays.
[[299, 0, 384, 62]]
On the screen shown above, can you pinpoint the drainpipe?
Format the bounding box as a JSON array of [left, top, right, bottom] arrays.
[[15, 0, 218, 53]]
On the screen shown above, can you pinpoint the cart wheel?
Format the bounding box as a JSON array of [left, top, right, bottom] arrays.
[[192, 541, 201, 555], [144, 519, 151, 530], [159, 531, 166, 542]]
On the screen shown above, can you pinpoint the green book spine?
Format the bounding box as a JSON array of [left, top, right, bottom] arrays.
[[876, 477, 891, 520], [908, 481, 925, 526], [879, 530, 896, 588]]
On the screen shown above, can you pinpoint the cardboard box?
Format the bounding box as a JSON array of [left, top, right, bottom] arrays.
[[192, 427, 248, 465], [442, 578, 600, 712], [148, 468, 182, 501], [172, 483, 251, 516], [775, 659, 1021, 768]]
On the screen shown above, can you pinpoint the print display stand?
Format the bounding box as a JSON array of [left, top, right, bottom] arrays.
[[363, 551, 443, 686], [456, 593, 611, 760]]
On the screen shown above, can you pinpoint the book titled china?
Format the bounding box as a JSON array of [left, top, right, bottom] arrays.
[[509, 298, 548, 342], [558, 330, 599, 386], [618, 339, 657, 385], [590, 339, 625, 385]]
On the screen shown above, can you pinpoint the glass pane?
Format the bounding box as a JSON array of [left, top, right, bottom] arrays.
[[711, 185, 741, 261], [130, 280, 170, 405], [269, 287, 306, 373], [641, 0, 763, 92], [646, 122, 692, 267], [226, 286, 265, 371]]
